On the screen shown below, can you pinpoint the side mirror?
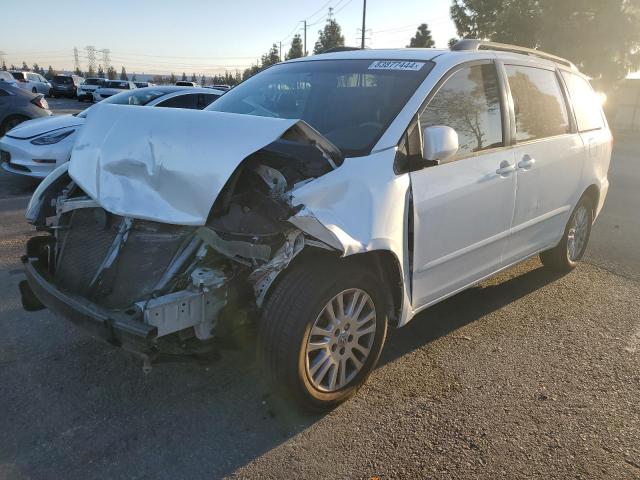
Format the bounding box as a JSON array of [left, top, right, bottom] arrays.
[[422, 126, 459, 165]]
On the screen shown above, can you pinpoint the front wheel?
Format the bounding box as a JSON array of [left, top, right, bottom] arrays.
[[258, 257, 388, 410], [540, 197, 593, 272]]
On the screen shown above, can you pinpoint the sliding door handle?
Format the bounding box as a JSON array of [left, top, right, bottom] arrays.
[[518, 155, 536, 170], [496, 160, 516, 176]]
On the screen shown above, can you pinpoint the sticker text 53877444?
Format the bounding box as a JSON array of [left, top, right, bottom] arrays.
[[368, 61, 425, 71]]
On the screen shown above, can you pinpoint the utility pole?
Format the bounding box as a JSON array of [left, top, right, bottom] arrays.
[[279, 41, 282, 62], [73, 47, 81, 73], [361, 0, 367, 49], [85, 46, 96, 73], [303, 20, 307, 56]]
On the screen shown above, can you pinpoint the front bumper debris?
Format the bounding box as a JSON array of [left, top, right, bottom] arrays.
[[22, 256, 158, 353]]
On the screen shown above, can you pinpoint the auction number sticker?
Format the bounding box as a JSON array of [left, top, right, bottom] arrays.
[[368, 60, 425, 71]]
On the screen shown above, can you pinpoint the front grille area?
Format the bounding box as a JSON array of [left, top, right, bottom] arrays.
[[54, 208, 194, 309]]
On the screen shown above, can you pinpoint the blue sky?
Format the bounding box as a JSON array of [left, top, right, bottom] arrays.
[[0, 0, 457, 75]]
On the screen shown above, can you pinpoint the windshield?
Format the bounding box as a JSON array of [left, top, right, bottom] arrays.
[[78, 89, 168, 118], [206, 59, 433, 156], [84, 78, 103, 86]]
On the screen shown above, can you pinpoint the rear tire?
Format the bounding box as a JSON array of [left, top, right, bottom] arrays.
[[540, 196, 593, 272], [258, 257, 388, 411]]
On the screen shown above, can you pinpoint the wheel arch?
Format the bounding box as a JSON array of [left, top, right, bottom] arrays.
[[262, 246, 405, 327], [581, 184, 600, 219]]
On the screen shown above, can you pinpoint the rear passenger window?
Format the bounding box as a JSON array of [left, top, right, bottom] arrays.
[[420, 63, 503, 158], [561, 72, 605, 132], [505, 65, 570, 142], [156, 94, 200, 109]]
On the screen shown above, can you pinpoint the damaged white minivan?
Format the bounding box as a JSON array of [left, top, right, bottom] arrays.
[[20, 41, 611, 409]]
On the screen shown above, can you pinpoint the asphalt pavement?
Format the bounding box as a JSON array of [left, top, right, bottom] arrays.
[[0, 111, 638, 479]]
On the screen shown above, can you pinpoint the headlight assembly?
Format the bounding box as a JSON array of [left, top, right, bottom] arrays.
[[30, 129, 75, 146]]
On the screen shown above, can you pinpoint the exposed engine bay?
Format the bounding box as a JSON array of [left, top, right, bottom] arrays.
[[20, 111, 346, 364]]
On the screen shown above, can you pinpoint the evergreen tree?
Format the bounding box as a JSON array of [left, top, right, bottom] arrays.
[[87, 65, 96, 77], [21, 61, 30, 71], [286, 34, 304, 60], [200, 74, 207, 86], [191, 72, 198, 82], [261, 44, 281, 67], [74, 67, 82, 76], [131, 72, 137, 81], [2, 61, 7, 71], [313, 9, 345, 54], [107, 66, 117, 80], [407, 24, 436, 48], [181, 72, 187, 81], [120, 66, 128, 80], [45, 65, 56, 80], [170, 72, 177, 83], [32, 63, 40, 74], [450, 0, 640, 81]]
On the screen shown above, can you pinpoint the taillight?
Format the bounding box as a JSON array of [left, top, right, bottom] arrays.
[[31, 96, 48, 110]]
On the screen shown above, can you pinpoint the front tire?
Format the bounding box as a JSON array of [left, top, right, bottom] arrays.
[[540, 196, 593, 272], [258, 257, 388, 410]]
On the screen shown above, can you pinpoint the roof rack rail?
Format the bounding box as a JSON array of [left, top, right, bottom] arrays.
[[451, 39, 574, 68], [322, 46, 363, 54]]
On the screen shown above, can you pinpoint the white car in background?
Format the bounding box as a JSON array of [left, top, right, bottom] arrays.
[[1, 86, 225, 178], [9, 71, 51, 96], [0, 71, 18, 87], [76, 78, 105, 102], [92, 80, 137, 101]]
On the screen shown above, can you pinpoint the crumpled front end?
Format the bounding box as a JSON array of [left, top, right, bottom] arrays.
[[20, 107, 347, 361]]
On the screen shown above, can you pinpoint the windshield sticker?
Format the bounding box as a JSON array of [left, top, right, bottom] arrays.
[[368, 61, 425, 71]]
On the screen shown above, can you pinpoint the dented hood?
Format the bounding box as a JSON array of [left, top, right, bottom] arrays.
[[69, 104, 299, 225]]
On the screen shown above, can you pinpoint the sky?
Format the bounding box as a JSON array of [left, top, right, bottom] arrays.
[[0, 0, 458, 76]]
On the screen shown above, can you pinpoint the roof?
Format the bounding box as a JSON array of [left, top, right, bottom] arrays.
[[290, 48, 449, 63]]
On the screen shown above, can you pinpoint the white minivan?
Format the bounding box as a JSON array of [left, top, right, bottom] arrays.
[[21, 41, 611, 409]]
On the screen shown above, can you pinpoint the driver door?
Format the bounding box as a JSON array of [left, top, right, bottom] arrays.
[[410, 61, 517, 308]]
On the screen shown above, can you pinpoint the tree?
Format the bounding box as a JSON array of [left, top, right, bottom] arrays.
[[1, 61, 6, 71], [261, 44, 281, 67], [97, 65, 105, 78], [190, 72, 197, 82], [450, 0, 640, 81], [169, 72, 177, 84], [32, 63, 40, 74], [181, 72, 187, 81], [131, 72, 137, 81], [87, 65, 95, 77], [314, 9, 345, 54], [107, 66, 117, 80], [407, 24, 436, 48], [152, 74, 164, 84], [200, 74, 207, 86], [286, 34, 304, 60], [74, 67, 82, 76], [45, 65, 56, 80], [448, 37, 460, 48], [21, 61, 30, 71], [120, 66, 128, 80]]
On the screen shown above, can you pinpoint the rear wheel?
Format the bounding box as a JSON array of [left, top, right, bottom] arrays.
[[540, 196, 593, 272], [258, 258, 388, 410], [31, 87, 37, 93]]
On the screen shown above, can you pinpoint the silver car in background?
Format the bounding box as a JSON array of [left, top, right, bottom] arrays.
[[9, 71, 51, 96]]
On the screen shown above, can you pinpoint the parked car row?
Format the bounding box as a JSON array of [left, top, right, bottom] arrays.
[[1, 86, 225, 177], [13, 42, 612, 410]]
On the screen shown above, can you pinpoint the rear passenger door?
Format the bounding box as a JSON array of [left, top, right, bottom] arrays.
[[501, 63, 584, 264], [410, 61, 517, 308]]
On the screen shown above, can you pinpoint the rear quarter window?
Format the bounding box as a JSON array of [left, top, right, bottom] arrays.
[[561, 72, 605, 132]]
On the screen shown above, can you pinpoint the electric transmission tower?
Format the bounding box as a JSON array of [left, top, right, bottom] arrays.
[[85, 46, 97, 72], [100, 49, 111, 72], [73, 47, 81, 73]]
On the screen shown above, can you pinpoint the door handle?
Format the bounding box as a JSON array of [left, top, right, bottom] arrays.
[[518, 155, 536, 170], [496, 160, 516, 176]]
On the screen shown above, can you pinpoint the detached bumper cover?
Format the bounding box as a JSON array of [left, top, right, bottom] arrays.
[[22, 257, 157, 352]]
